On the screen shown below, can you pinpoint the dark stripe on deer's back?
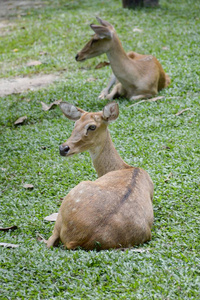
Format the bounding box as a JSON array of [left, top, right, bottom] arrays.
[[84, 168, 140, 247], [120, 167, 140, 205], [100, 167, 140, 226]]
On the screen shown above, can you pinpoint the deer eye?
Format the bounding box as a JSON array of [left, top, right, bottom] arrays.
[[88, 125, 96, 131]]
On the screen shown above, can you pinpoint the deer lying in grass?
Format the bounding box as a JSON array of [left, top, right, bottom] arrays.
[[75, 17, 170, 101], [47, 102, 154, 250]]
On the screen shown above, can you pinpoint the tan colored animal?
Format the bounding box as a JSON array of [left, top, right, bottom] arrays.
[[76, 17, 170, 101], [47, 102, 154, 250]]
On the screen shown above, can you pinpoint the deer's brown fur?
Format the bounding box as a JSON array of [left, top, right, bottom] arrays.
[[47, 102, 154, 250], [76, 17, 170, 101]]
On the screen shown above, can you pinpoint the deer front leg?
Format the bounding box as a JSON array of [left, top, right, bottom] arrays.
[[98, 73, 116, 100], [46, 213, 62, 248], [47, 229, 60, 248], [106, 83, 125, 100]]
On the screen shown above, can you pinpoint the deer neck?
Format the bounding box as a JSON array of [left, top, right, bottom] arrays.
[[106, 34, 131, 77], [89, 129, 130, 177]]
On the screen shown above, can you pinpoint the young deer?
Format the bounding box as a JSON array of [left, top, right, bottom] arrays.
[[47, 102, 154, 250], [75, 17, 170, 101]]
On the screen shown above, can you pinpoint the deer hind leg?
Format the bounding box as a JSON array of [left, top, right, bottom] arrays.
[[46, 229, 60, 248], [98, 73, 116, 100], [130, 94, 154, 101], [46, 213, 62, 248]]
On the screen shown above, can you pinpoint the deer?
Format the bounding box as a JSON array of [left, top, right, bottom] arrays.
[[75, 17, 170, 101], [47, 101, 154, 250]]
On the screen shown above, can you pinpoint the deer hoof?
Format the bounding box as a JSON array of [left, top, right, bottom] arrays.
[[98, 90, 108, 100], [98, 94, 106, 100]]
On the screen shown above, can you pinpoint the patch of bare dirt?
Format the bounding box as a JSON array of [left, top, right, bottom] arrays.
[[0, 74, 58, 97], [0, 1, 44, 35], [0, 20, 15, 36], [0, 0, 43, 20], [0, 1, 61, 97]]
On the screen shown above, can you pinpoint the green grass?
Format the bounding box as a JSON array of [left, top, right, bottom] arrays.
[[0, 0, 200, 299]]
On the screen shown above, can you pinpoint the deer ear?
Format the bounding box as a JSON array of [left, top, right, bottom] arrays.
[[60, 102, 85, 121], [102, 102, 119, 122], [96, 17, 114, 29], [90, 24, 113, 39]]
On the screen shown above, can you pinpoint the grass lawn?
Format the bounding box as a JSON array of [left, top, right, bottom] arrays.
[[0, 0, 199, 299]]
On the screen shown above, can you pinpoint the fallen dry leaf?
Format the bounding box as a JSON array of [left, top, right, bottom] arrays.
[[0, 243, 19, 248], [86, 77, 97, 82], [133, 28, 143, 32], [23, 183, 34, 189], [26, 60, 42, 67], [128, 100, 146, 107], [149, 96, 164, 102], [41, 99, 62, 111], [131, 248, 150, 253], [128, 96, 164, 107], [162, 145, 171, 150], [14, 116, 27, 125], [95, 61, 110, 69], [164, 172, 173, 182], [118, 247, 150, 252], [41, 101, 49, 111], [12, 48, 19, 52], [0, 225, 18, 231], [44, 213, 58, 222], [175, 108, 191, 116], [39, 51, 48, 55], [162, 46, 169, 50], [36, 233, 47, 243]]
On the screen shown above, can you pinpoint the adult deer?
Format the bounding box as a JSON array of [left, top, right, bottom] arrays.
[[47, 102, 154, 250], [76, 17, 170, 101]]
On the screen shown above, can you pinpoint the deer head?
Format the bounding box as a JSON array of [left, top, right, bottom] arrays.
[[75, 17, 115, 61], [59, 101, 119, 157]]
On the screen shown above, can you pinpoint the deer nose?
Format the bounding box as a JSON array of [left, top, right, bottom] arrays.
[[75, 54, 79, 61], [59, 144, 70, 156]]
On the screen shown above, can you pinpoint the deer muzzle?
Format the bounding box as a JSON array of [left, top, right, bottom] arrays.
[[59, 144, 70, 156], [75, 53, 86, 62]]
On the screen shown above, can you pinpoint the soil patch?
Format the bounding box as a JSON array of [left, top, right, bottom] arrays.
[[0, 20, 15, 36], [0, 1, 60, 97], [0, 74, 58, 97], [0, 0, 43, 20]]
